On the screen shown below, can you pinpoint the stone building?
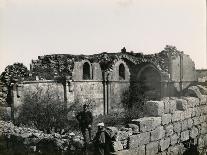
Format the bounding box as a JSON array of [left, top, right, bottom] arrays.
[[13, 47, 197, 115]]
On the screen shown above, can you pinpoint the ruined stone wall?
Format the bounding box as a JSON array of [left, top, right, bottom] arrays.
[[110, 86, 207, 155]]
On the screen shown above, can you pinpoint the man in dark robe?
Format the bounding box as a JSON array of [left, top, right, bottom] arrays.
[[76, 104, 93, 143]]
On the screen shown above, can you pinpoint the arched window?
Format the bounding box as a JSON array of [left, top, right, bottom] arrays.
[[83, 62, 91, 80], [119, 63, 125, 80]]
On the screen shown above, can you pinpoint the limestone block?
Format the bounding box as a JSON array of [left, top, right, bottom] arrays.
[[173, 122, 181, 133], [200, 95, 207, 105], [194, 107, 201, 116], [181, 120, 188, 131], [112, 141, 123, 152], [190, 126, 199, 138], [132, 117, 161, 132], [200, 105, 207, 115], [128, 145, 145, 155], [169, 100, 176, 114], [163, 99, 170, 114], [129, 132, 150, 148], [161, 114, 172, 125], [165, 124, 174, 137], [176, 99, 188, 111], [144, 101, 164, 117], [184, 108, 192, 119], [199, 115, 206, 123], [150, 126, 165, 141], [187, 119, 193, 129], [198, 137, 205, 149], [159, 137, 170, 151], [117, 131, 130, 141], [146, 141, 159, 155], [167, 145, 180, 155], [172, 111, 182, 122], [197, 85, 207, 95], [126, 124, 139, 134], [181, 130, 189, 142], [183, 97, 199, 107], [193, 117, 200, 126], [170, 133, 179, 146], [200, 123, 207, 135]]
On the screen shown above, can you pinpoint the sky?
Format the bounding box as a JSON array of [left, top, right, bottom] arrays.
[[0, 0, 206, 73]]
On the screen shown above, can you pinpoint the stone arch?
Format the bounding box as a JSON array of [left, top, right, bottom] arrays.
[[137, 63, 161, 100], [82, 61, 92, 80]]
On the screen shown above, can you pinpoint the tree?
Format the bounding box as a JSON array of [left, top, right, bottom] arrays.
[[0, 63, 29, 106]]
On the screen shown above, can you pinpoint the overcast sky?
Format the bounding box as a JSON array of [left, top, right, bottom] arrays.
[[0, 0, 206, 72]]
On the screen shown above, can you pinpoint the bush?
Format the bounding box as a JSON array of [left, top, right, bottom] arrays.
[[16, 85, 70, 133]]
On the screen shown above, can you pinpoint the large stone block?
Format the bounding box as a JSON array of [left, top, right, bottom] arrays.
[[170, 133, 179, 146], [193, 117, 200, 126], [200, 95, 207, 105], [150, 126, 165, 141], [176, 99, 188, 111], [183, 97, 199, 107], [181, 120, 188, 131], [169, 100, 176, 114], [172, 111, 182, 122], [146, 141, 159, 155], [173, 122, 181, 133], [165, 124, 174, 137], [129, 132, 150, 148], [159, 137, 170, 151], [127, 145, 145, 155], [163, 98, 170, 113], [190, 126, 199, 138], [184, 108, 192, 119], [132, 117, 161, 132], [181, 130, 189, 142], [187, 118, 193, 129], [126, 124, 139, 134], [200, 123, 207, 135], [112, 141, 123, 151], [200, 105, 207, 115], [117, 131, 130, 141], [162, 114, 172, 125], [144, 101, 164, 117]]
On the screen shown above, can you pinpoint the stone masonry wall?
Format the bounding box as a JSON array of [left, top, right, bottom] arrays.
[[110, 85, 207, 155]]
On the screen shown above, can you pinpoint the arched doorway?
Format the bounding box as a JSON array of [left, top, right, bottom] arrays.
[[137, 64, 161, 100]]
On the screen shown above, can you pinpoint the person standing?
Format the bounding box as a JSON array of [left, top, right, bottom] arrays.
[[76, 104, 93, 143], [93, 123, 108, 155]]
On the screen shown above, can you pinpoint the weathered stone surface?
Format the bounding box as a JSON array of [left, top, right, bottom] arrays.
[[173, 122, 181, 133], [187, 119, 193, 129], [144, 101, 164, 117], [159, 137, 170, 151], [190, 126, 199, 138], [127, 145, 145, 155], [112, 141, 123, 151], [167, 145, 181, 155], [129, 132, 150, 148], [172, 111, 182, 122], [150, 126, 165, 141], [185, 86, 202, 99], [163, 98, 170, 114], [198, 137, 205, 149], [117, 131, 130, 141], [176, 99, 188, 111], [197, 85, 207, 95], [170, 133, 179, 146], [200, 105, 207, 115], [126, 124, 139, 134], [181, 130, 189, 142], [193, 117, 200, 126], [200, 95, 207, 105], [183, 97, 199, 107], [169, 100, 176, 114], [106, 126, 119, 138], [161, 114, 171, 125], [146, 141, 159, 155], [181, 120, 188, 131], [200, 123, 207, 135], [165, 124, 174, 137], [132, 117, 161, 132], [199, 115, 205, 123], [184, 108, 192, 119]]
